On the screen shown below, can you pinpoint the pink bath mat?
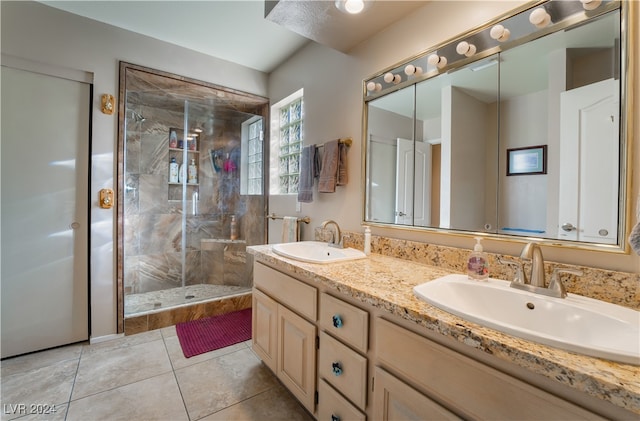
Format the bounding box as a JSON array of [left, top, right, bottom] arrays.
[[176, 308, 252, 358]]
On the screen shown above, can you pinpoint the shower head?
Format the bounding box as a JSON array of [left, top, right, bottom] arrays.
[[131, 111, 146, 122]]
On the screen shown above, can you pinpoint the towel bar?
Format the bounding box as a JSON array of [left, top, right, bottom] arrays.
[[316, 138, 352, 148], [266, 214, 310, 224]]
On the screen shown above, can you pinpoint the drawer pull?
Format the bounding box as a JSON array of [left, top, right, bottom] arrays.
[[332, 362, 343, 376], [332, 314, 343, 328], [331, 415, 341, 421]]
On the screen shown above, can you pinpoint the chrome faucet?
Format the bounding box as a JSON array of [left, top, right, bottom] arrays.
[[321, 220, 343, 248], [520, 242, 545, 287], [500, 242, 582, 298]]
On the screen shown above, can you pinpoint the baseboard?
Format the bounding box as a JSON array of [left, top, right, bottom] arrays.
[[90, 333, 124, 344]]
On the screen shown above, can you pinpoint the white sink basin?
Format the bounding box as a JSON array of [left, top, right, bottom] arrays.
[[272, 241, 366, 264], [413, 274, 640, 365]]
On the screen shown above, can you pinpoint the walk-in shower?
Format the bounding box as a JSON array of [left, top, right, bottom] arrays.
[[117, 63, 268, 333]]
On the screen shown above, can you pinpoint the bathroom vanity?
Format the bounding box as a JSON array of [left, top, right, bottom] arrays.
[[248, 245, 639, 420]]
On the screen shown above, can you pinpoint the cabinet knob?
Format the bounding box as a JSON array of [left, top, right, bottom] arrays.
[[331, 415, 341, 421], [332, 314, 343, 328], [332, 362, 343, 376], [561, 223, 576, 232]]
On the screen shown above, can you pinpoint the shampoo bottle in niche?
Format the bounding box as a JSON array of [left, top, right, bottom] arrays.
[[169, 130, 178, 148], [467, 237, 489, 281], [169, 157, 179, 183], [188, 159, 198, 184]]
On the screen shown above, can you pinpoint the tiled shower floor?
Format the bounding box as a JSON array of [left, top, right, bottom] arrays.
[[124, 284, 251, 316]]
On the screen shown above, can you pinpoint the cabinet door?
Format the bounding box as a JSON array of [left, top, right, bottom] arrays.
[[278, 304, 317, 413], [252, 288, 278, 372], [373, 367, 461, 421]]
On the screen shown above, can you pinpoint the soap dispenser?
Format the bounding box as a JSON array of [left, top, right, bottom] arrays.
[[467, 237, 489, 281]]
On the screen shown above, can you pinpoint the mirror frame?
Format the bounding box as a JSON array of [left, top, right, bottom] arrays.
[[361, 0, 635, 253]]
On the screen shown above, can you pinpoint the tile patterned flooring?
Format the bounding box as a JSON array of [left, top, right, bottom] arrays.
[[0, 327, 313, 421]]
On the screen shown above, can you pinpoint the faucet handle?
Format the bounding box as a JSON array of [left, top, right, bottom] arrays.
[[499, 258, 525, 284], [549, 268, 583, 298]]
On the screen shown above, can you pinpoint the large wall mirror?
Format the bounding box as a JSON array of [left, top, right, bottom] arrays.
[[363, 0, 632, 251]]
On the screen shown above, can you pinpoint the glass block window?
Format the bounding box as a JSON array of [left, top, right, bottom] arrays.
[[247, 119, 263, 195], [277, 98, 304, 194]]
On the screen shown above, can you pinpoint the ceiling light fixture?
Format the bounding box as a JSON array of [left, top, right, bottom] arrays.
[[335, 0, 372, 15]]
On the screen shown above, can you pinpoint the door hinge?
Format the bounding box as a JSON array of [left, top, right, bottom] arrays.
[[371, 375, 375, 392], [316, 335, 320, 349], [315, 391, 319, 405]]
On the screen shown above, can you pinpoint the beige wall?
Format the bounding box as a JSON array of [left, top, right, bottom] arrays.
[[268, 0, 640, 274]]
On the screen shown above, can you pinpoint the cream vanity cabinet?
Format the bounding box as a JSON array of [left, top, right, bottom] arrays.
[[374, 318, 605, 420], [252, 263, 317, 413], [252, 261, 616, 420], [252, 262, 370, 419]]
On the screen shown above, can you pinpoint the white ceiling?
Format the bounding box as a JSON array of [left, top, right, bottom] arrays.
[[40, 0, 427, 73]]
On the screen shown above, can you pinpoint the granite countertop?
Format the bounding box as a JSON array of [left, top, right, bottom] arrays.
[[247, 245, 640, 415]]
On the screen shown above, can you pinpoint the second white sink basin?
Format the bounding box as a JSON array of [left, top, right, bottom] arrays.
[[413, 274, 640, 365], [272, 241, 367, 264]]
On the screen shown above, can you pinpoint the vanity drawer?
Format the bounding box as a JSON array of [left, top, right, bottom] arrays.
[[318, 379, 366, 421], [254, 263, 317, 321], [376, 318, 604, 420], [318, 331, 368, 410], [373, 366, 460, 421], [319, 293, 369, 353]]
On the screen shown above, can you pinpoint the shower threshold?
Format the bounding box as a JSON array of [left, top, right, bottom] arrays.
[[125, 284, 250, 317]]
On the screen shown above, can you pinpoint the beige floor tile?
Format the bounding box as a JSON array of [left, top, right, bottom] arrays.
[[66, 372, 188, 421], [1, 344, 82, 377], [201, 383, 314, 421], [0, 360, 77, 421], [71, 338, 172, 400], [175, 347, 278, 420], [164, 335, 247, 370], [160, 325, 177, 338]]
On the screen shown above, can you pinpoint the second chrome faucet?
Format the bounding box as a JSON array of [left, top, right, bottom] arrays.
[[500, 242, 582, 299]]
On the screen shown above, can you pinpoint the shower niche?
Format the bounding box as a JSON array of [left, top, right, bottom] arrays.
[[117, 62, 269, 333], [167, 127, 200, 200]]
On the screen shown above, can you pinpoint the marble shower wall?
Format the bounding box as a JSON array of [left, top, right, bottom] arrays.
[[123, 103, 265, 296]]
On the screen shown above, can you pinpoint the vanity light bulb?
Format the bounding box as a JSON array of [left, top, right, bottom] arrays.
[[375, 83, 382, 91], [414, 66, 423, 76], [427, 54, 447, 69], [366, 81, 376, 91], [383, 72, 394, 83], [490, 24, 511, 42], [529, 8, 551, 28], [581, 0, 602, 10], [456, 41, 476, 57], [393, 74, 402, 84], [404, 64, 416, 76]]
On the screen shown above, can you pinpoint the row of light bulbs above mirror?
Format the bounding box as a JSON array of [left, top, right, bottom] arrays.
[[365, 0, 610, 95]]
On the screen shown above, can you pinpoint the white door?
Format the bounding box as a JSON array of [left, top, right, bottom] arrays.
[[1, 65, 90, 358], [395, 138, 414, 225], [412, 141, 431, 227], [558, 78, 619, 244], [396, 138, 430, 226]]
